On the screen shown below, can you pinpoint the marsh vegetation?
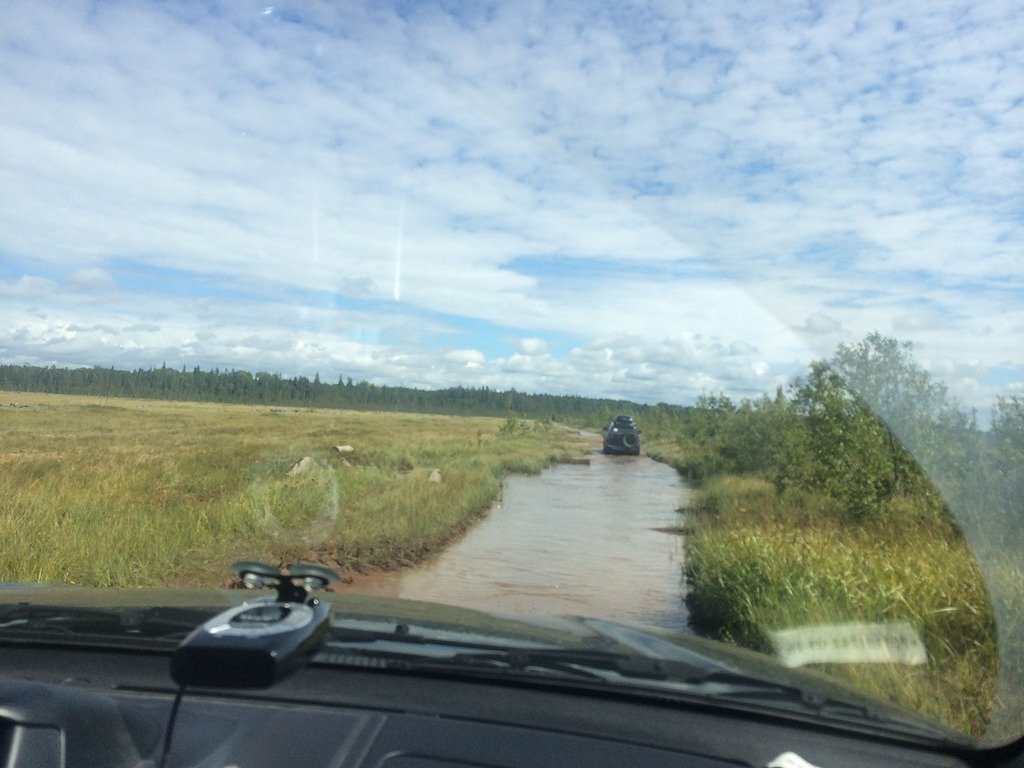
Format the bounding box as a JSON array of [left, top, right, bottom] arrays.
[[642, 334, 1024, 738], [0, 394, 588, 587]]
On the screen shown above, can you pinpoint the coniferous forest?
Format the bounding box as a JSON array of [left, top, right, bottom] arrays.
[[0, 362, 681, 424]]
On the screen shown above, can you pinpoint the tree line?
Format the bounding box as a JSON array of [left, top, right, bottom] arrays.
[[0, 362, 687, 425], [646, 332, 1023, 541]]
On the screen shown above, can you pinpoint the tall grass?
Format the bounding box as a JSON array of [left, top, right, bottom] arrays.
[[0, 393, 587, 587], [681, 474, 999, 737]]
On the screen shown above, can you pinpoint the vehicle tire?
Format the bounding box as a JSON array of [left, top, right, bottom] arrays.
[[622, 433, 638, 451]]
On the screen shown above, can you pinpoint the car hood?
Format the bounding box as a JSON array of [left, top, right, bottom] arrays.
[[0, 584, 966, 744]]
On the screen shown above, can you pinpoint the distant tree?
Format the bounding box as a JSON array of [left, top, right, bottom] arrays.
[[993, 396, 1024, 455], [718, 388, 803, 477], [989, 395, 1024, 534]]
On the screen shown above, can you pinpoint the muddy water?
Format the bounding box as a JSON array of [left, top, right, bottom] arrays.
[[344, 450, 692, 631]]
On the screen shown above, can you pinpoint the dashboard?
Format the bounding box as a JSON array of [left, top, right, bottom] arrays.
[[0, 644, 987, 768]]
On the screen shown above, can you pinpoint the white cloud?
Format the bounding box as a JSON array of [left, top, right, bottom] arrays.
[[0, 1, 1020, 414], [68, 268, 115, 292], [798, 312, 845, 336], [0, 275, 59, 299], [516, 338, 548, 356], [443, 349, 485, 368]]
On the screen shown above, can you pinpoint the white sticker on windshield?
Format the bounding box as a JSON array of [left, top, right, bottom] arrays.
[[770, 621, 927, 667], [767, 752, 823, 768]]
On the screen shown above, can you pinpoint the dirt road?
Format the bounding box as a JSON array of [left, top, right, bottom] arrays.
[[338, 442, 693, 631]]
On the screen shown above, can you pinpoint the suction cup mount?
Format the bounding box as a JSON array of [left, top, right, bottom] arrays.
[[232, 560, 339, 604]]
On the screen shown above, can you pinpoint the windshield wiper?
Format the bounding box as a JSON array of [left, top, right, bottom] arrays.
[[0, 605, 219, 645], [453, 648, 961, 738], [444, 648, 705, 681], [315, 644, 632, 683], [319, 629, 745, 688], [314, 636, 967, 744], [676, 670, 968, 744], [323, 621, 583, 652]]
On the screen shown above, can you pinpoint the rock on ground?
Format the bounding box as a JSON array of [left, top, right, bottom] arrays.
[[288, 456, 315, 476]]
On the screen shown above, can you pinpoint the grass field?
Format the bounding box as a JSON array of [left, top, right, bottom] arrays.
[[0, 392, 588, 587], [670, 469, 1002, 738]]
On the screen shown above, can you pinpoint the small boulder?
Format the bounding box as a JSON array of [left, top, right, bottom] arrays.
[[288, 456, 315, 476], [334, 445, 355, 453], [427, 468, 442, 484]]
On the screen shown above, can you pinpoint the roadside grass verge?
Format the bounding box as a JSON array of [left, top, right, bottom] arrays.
[[645, 438, 720, 483], [0, 393, 588, 587], [681, 473, 1001, 738]]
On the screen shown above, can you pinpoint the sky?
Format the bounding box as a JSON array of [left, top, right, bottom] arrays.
[[1, 0, 1022, 414]]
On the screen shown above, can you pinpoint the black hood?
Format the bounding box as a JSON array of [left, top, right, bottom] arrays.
[[0, 584, 966, 745]]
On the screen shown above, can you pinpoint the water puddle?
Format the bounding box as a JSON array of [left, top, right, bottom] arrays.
[[341, 450, 692, 631]]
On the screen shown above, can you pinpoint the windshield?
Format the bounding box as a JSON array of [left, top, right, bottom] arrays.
[[1, 0, 1021, 748]]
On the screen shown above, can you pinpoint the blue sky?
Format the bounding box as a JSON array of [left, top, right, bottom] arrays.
[[1, 0, 1021, 413]]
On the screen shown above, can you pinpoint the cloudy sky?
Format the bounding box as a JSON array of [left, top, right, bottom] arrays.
[[2, 1, 1021, 412]]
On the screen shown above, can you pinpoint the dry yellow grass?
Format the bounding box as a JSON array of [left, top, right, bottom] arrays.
[[0, 392, 588, 587]]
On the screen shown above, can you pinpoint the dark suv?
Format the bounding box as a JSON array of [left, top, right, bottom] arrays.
[[602, 415, 641, 456]]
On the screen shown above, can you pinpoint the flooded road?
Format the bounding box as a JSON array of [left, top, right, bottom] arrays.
[[343, 449, 693, 631]]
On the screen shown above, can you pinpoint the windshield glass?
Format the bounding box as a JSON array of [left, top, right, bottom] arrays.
[[2, 0, 1021, 748]]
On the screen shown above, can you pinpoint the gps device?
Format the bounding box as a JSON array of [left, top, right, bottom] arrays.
[[170, 561, 337, 689]]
